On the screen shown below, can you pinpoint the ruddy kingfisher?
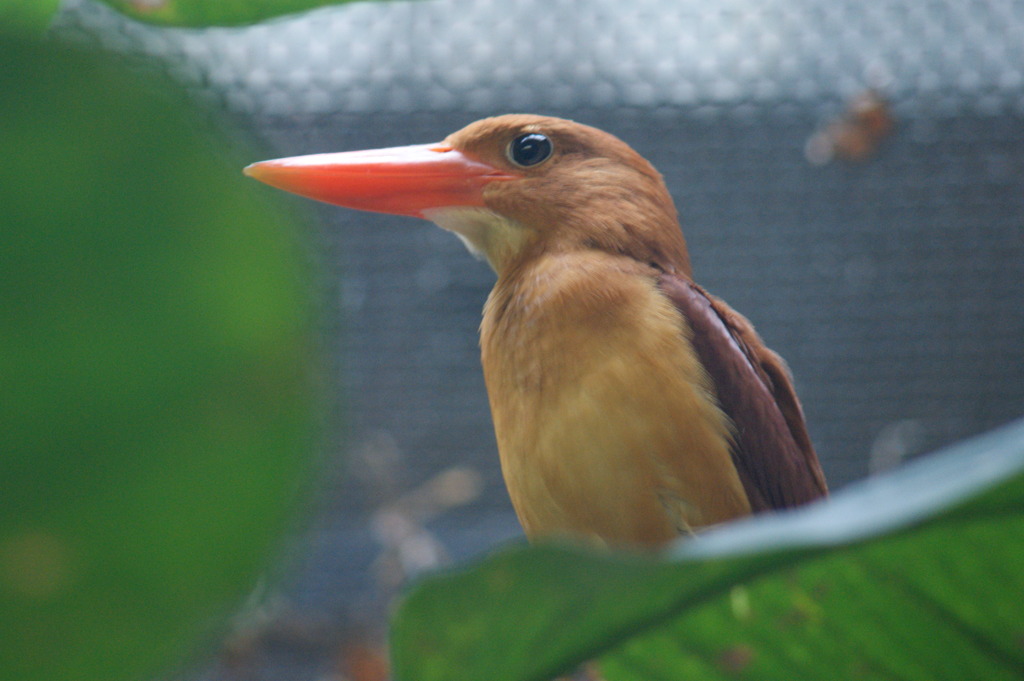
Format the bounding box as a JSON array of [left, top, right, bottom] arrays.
[[245, 114, 828, 548]]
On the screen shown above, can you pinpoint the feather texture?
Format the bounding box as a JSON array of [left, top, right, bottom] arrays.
[[481, 251, 752, 546], [658, 276, 828, 510]]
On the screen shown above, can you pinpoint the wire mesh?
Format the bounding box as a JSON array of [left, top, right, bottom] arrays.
[[50, 0, 1024, 677]]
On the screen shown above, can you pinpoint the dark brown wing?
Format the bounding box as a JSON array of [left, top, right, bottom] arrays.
[[658, 274, 828, 511]]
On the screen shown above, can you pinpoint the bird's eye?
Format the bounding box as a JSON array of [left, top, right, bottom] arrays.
[[508, 133, 553, 167]]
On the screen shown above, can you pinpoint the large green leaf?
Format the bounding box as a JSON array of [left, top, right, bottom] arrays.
[[391, 418, 1024, 681], [0, 35, 318, 681], [95, 0, 386, 27]]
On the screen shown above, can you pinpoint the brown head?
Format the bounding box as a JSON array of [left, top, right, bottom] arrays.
[[245, 114, 691, 277]]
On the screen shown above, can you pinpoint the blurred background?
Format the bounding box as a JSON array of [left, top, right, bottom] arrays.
[[46, 0, 1024, 678]]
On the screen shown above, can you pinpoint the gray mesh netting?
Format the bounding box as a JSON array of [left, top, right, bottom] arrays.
[[52, 0, 1024, 116], [50, 0, 1024, 678]]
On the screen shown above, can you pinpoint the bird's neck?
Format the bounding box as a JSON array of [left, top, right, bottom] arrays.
[[425, 194, 693, 279], [480, 251, 651, 412]]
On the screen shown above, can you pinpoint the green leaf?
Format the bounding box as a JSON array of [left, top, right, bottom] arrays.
[[95, 0, 388, 27], [390, 418, 1024, 681], [0, 36, 318, 681], [0, 0, 61, 35]]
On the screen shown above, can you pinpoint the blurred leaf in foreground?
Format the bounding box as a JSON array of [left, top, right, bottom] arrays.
[[0, 0, 61, 34], [0, 35, 318, 681], [391, 418, 1024, 681], [96, 0, 376, 27]]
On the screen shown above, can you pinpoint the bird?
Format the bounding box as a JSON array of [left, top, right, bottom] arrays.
[[245, 114, 828, 549]]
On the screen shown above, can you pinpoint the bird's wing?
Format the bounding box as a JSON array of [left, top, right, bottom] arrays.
[[658, 274, 828, 511]]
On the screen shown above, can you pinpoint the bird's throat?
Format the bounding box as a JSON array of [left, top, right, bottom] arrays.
[[423, 206, 530, 273]]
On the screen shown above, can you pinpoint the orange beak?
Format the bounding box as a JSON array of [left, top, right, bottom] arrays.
[[244, 144, 514, 218]]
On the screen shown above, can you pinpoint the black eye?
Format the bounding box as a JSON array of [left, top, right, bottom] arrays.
[[508, 133, 553, 167]]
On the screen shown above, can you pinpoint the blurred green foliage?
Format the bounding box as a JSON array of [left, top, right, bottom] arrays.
[[96, 0, 375, 27], [9, 4, 1021, 681], [0, 0, 61, 34], [0, 34, 318, 681], [392, 419, 1024, 681]]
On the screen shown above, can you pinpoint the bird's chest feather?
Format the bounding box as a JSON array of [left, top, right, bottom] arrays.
[[479, 253, 749, 547]]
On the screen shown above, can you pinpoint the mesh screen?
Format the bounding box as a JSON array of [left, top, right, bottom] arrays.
[[52, 0, 1024, 677], [53, 0, 1024, 117]]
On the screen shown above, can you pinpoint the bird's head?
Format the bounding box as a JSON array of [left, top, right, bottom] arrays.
[[245, 114, 691, 276]]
